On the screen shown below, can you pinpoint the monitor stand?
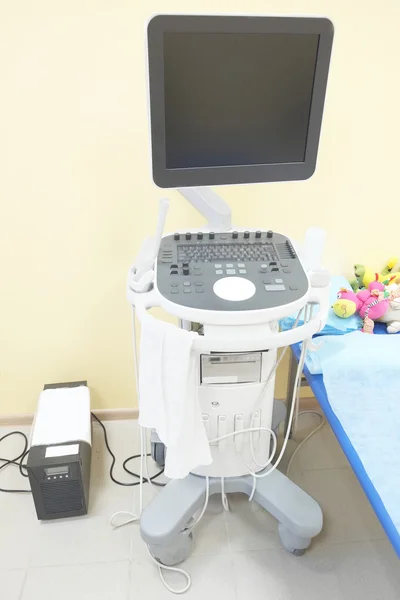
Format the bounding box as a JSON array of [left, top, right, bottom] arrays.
[[178, 187, 232, 231]]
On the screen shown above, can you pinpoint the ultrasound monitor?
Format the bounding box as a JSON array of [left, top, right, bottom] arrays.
[[147, 15, 333, 188]]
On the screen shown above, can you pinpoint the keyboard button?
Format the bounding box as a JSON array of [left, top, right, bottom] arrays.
[[265, 284, 285, 291], [196, 288, 204, 293], [183, 288, 191, 293], [216, 269, 223, 275], [280, 262, 288, 268], [195, 281, 204, 287], [171, 289, 179, 294], [239, 269, 247, 274], [214, 264, 222, 268], [194, 269, 203, 276], [238, 263, 245, 268], [226, 269, 236, 275], [170, 282, 179, 287], [283, 268, 291, 274], [275, 278, 283, 284], [226, 263, 234, 268], [170, 270, 179, 275], [290, 285, 298, 291], [183, 281, 191, 287], [271, 267, 279, 272]]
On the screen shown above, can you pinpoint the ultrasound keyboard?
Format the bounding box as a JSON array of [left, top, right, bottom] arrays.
[[156, 230, 308, 311]]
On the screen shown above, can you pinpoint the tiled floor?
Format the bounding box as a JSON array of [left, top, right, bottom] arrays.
[[0, 415, 398, 599]]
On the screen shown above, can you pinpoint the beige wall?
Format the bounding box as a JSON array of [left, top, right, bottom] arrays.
[[1, 1, 399, 414]]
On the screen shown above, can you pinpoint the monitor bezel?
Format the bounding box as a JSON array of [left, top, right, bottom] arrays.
[[147, 15, 334, 188]]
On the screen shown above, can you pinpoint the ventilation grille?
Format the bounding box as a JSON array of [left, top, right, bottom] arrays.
[[276, 241, 296, 260], [41, 480, 83, 515]]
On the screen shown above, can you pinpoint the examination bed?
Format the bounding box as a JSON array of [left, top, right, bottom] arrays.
[[289, 332, 400, 558]]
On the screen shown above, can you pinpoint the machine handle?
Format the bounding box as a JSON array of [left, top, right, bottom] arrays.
[[128, 285, 329, 352]]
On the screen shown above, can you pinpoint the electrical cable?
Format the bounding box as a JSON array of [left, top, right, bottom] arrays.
[[151, 476, 209, 595], [91, 412, 166, 488], [147, 547, 192, 595], [125, 306, 215, 594], [292, 304, 313, 440], [126, 298, 320, 593], [248, 308, 305, 467], [286, 411, 325, 476], [248, 327, 310, 482], [245, 309, 312, 500], [0, 431, 31, 493], [220, 476, 230, 512]]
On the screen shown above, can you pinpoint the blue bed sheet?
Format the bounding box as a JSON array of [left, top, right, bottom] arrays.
[[292, 338, 400, 558]]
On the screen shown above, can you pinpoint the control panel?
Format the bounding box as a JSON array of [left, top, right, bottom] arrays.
[[156, 230, 308, 311]]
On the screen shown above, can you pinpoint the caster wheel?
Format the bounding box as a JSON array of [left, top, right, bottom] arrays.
[[151, 441, 166, 468], [278, 523, 311, 555], [149, 530, 193, 566]]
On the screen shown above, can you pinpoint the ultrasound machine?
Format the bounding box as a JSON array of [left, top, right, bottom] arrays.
[[126, 14, 334, 589]]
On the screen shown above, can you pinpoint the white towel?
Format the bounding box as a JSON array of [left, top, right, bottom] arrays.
[[138, 316, 212, 479]]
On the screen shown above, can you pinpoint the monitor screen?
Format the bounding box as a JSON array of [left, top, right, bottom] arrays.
[[164, 33, 319, 170], [147, 16, 333, 188]]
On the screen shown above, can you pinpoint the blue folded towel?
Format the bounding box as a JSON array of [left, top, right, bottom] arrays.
[[280, 275, 362, 336]]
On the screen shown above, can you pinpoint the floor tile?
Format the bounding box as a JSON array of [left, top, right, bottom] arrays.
[[370, 539, 400, 581], [292, 467, 386, 545], [232, 547, 345, 600], [231, 548, 296, 600], [89, 479, 135, 518], [2, 418, 399, 600], [0, 494, 37, 569], [329, 541, 400, 600], [22, 561, 129, 600], [191, 512, 230, 556], [0, 569, 26, 600], [225, 493, 281, 551], [290, 418, 349, 472], [29, 514, 132, 567], [129, 553, 236, 599]]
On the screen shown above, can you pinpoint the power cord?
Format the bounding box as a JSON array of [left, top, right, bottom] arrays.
[[0, 413, 166, 495], [286, 411, 325, 476], [0, 431, 30, 493], [91, 412, 166, 488]]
